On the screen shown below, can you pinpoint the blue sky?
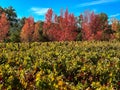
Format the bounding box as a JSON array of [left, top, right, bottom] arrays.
[[0, 0, 120, 21]]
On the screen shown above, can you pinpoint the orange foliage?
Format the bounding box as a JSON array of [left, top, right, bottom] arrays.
[[0, 12, 10, 42], [20, 17, 35, 42], [32, 22, 40, 41], [111, 18, 119, 31]]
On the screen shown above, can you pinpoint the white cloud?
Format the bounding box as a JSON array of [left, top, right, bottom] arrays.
[[77, 0, 118, 7], [109, 13, 120, 17], [31, 7, 49, 15]]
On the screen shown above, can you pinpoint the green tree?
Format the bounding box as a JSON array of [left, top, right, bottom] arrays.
[[9, 17, 26, 42], [4, 6, 17, 26], [76, 15, 83, 41]]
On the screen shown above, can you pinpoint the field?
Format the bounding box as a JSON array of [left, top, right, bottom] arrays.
[[0, 41, 120, 90]]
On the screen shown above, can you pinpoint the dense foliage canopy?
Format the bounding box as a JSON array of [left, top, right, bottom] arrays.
[[0, 6, 120, 42], [0, 41, 120, 89]]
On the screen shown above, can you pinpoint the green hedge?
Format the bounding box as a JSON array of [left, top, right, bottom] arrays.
[[0, 41, 120, 90]]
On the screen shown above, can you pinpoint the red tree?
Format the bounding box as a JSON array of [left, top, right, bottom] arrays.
[[81, 11, 108, 40], [43, 9, 78, 41], [43, 8, 53, 35], [0, 12, 10, 42], [20, 17, 35, 42], [80, 11, 93, 40]]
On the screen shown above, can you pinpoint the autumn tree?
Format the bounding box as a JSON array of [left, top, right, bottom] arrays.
[[80, 11, 94, 40], [111, 18, 120, 40], [43, 8, 78, 41], [111, 18, 119, 31], [32, 22, 40, 41], [43, 8, 53, 38], [80, 11, 110, 40], [0, 12, 10, 42], [20, 17, 34, 42]]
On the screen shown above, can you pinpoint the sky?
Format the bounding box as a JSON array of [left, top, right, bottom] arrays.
[[0, 0, 120, 21]]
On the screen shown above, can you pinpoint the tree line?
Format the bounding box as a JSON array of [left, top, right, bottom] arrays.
[[0, 6, 120, 42]]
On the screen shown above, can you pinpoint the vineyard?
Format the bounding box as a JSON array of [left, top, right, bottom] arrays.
[[0, 41, 120, 89]]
